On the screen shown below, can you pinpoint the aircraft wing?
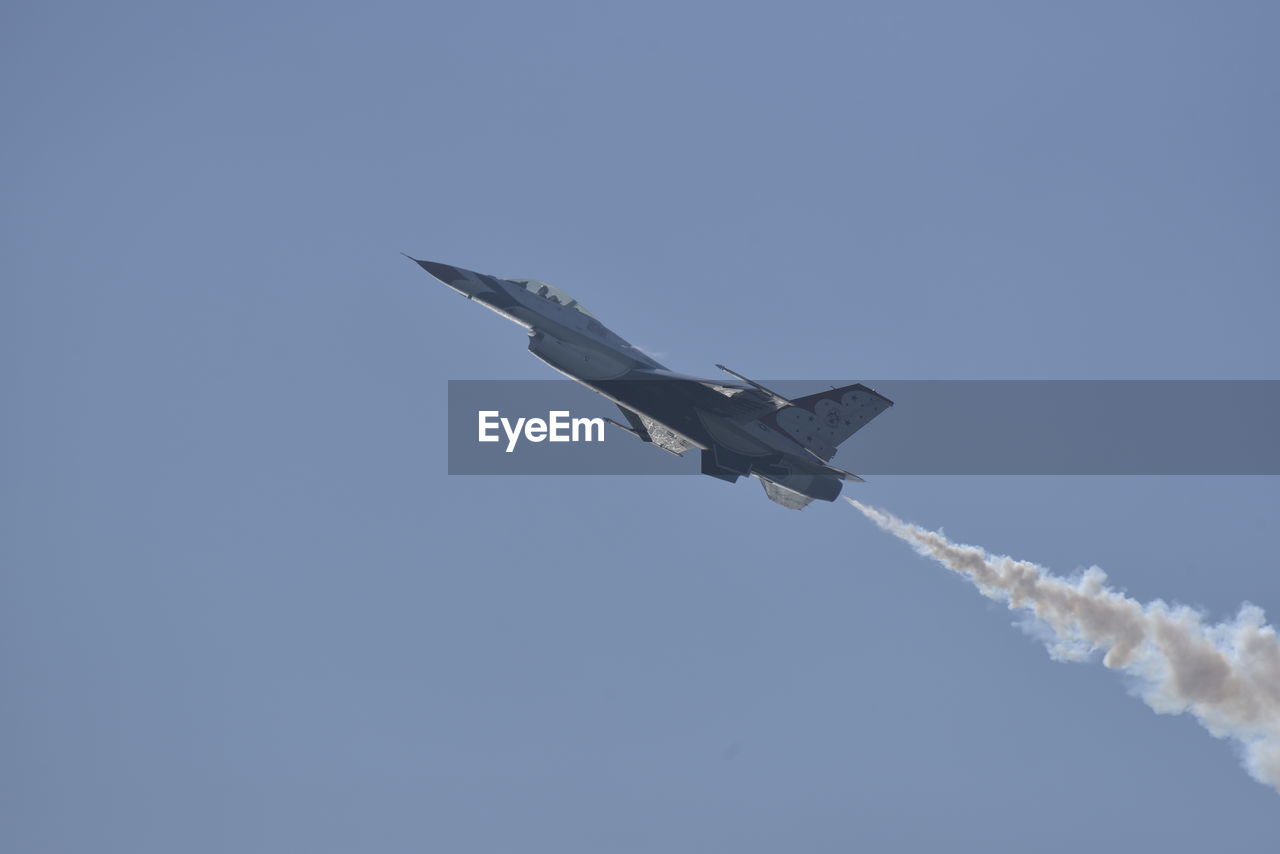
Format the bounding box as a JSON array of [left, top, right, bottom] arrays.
[[602, 369, 891, 467], [627, 368, 780, 421], [628, 369, 891, 446]]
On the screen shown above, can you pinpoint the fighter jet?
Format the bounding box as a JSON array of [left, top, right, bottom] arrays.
[[411, 257, 892, 509]]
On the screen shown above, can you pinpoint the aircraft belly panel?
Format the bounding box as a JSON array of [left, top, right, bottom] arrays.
[[528, 332, 632, 380], [696, 411, 774, 456]]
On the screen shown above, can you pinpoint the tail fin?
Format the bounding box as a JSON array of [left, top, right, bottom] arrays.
[[764, 383, 893, 461]]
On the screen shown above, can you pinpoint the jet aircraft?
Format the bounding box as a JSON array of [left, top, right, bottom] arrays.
[[411, 257, 892, 509]]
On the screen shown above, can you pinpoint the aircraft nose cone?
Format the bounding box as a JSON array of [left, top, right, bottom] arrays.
[[412, 258, 463, 284], [405, 255, 498, 301]]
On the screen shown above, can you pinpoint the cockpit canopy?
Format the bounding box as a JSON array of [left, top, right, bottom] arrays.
[[505, 278, 594, 318]]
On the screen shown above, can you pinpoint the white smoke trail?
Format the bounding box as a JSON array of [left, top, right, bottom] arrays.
[[846, 498, 1280, 793]]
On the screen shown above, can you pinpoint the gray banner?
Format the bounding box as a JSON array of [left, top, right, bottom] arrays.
[[447, 380, 1280, 475]]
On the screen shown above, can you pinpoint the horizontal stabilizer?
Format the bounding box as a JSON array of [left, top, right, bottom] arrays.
[[801, 447, 865, 482]]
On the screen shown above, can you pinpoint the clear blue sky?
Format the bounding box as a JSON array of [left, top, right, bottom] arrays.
[[4, 1, 1278, 851]]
